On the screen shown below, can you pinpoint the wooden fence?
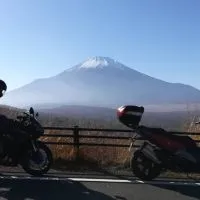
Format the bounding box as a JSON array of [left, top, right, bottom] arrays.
[[42, 126, 200, 160]]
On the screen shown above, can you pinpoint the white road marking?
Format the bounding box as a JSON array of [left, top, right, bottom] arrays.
[[0, 188, 11, 192], [67, 178, 200, 186], [0, 175, 199, 186], [11, 176, 17, 179], [135, 180, 145, 183], [68, 178, 132, 183]]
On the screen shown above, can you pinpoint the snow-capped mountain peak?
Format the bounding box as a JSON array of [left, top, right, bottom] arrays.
[[80, 57, 109, 68], [67, 56, 127, 71]]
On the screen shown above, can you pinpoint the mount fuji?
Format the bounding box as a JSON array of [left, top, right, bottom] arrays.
[[2, 56, 200, 110]]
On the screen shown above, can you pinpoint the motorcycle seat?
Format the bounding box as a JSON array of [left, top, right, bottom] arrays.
[[139, 126, 168, 135], [139, 126, 197, 148], [169, 134, 197, 147]]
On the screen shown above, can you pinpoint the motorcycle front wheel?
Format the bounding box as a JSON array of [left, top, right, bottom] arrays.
[[21, 141, 53, 176], [131, 150, 162, 181]]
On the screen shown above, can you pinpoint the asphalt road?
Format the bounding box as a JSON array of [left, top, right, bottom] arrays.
[[0, 168, 199, 200]]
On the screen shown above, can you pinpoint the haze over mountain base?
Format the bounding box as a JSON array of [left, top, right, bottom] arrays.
[[2, 57, 200, 112]]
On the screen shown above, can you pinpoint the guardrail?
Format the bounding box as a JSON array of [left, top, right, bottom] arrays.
[[42, 126, 200, 160]]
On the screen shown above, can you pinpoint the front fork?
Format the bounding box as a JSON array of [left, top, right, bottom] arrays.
[[30, 140, 39, 153], [129, 133, 143, 152], [129, 137, 135, 152]]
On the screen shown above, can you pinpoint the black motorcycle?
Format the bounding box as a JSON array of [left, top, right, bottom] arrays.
[[0, 107, 53, 176]]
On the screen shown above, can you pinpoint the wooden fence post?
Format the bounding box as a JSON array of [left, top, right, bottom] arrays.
[[73, 125, 80, 161]]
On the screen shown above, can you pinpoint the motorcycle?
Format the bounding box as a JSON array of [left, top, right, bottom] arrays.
[[0, 107, 53, 176], [117, 105, 200, 181]]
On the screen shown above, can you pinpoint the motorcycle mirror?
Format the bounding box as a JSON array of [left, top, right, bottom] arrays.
[[29, 107, 34, 115], [36, 112, 39, 117]]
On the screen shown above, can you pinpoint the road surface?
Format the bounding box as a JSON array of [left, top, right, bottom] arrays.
[[0, 168, 199, 200]]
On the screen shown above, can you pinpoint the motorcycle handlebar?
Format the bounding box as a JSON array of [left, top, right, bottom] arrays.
[[23, 111, 30, 115], [16, 112, 32, 120]]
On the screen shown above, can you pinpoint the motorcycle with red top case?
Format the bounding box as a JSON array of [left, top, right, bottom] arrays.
[[117, 105, 200, 181]]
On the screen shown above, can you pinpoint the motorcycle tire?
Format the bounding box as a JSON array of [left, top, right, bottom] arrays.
[[21, 141, 53, 176], [131, 150, 162, 181]]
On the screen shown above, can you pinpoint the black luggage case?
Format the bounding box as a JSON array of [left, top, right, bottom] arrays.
[[117, 105, 144, 128]]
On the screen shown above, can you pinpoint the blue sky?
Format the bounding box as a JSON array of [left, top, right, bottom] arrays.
[[0, 0, 200, 91]]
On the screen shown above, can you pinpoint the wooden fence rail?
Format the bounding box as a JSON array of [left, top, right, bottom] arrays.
[[41, 126, 200, 160]]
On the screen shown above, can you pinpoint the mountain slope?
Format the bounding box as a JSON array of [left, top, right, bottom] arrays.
[[2, 56, 200, 109]]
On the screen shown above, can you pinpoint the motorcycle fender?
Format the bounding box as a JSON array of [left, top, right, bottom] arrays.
[[139, 143, 162, 164]]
